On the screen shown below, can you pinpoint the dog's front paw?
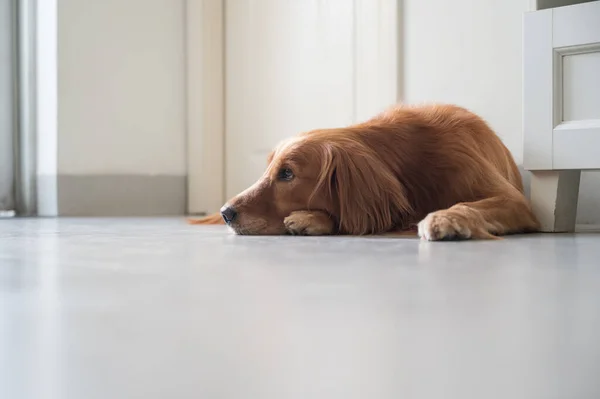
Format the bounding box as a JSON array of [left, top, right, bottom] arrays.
[[284, 211, 334, 236], [418, 210, 474, 241], [418, 206, 498, 241]]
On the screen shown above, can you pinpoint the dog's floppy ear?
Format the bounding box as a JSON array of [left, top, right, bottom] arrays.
[[316, 141, 412, 235], [266, 150, 275, 165]]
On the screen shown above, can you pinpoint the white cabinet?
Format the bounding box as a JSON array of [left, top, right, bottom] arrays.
[[523, 1, 600, 232]]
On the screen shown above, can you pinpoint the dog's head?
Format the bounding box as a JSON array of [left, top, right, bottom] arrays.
[[220, 129, 412, 235]]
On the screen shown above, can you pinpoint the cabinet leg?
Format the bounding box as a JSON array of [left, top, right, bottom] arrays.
[[530, 170, 581, 232]]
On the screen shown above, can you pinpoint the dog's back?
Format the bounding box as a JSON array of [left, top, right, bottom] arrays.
[[358, 104, 524, 222]]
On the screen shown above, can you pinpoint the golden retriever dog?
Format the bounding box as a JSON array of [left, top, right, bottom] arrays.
[[191, 104, 539, 240]]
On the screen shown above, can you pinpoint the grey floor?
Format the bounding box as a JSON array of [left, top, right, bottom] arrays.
[[1, 218, 600, 399]]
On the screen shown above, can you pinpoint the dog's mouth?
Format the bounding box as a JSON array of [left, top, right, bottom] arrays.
[[227, 218, 287, 236]]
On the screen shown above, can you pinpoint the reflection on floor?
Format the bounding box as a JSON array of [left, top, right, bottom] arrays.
[[1, 218, 599, 399]]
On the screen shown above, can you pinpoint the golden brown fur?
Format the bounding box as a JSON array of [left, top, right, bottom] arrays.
[[190, 104, 540, 240]]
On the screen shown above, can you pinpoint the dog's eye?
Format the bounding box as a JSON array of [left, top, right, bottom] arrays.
[[277, 167, 294, 181]]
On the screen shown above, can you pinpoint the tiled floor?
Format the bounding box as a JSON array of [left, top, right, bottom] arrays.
[[1, 218, 600, 399]]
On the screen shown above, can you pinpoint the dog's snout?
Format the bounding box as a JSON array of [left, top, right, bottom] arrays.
[[220, 205, 237, 224]]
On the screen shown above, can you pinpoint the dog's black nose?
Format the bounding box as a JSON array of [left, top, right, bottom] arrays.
[[220, 205, 237, 224]]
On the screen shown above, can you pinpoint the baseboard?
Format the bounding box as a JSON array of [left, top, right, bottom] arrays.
[[577, 224, 600, 233], [37, 174, 58, 216], [56, 174, 186, 216]]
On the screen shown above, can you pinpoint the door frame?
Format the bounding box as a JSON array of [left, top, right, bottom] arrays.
[[16, 0, 39, 216], [0, 0, 16, 213], [185, 0, 401, 215], [185, 0, 225, 215]]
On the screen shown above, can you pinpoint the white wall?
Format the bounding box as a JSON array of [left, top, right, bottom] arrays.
[[402, 0, 600, 225], [403, 0, 528, 163], [58, 0, 186, 176], [225, 0, 356, 199], [48, 0, 187, 215]]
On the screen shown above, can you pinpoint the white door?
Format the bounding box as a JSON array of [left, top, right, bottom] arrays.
[[524, 1, 600, 170]]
